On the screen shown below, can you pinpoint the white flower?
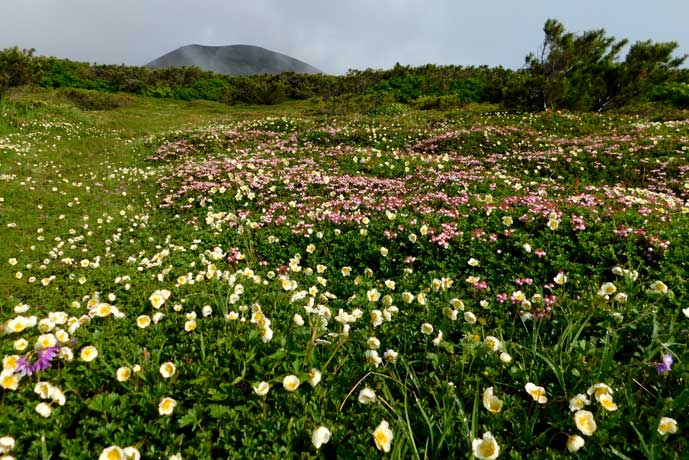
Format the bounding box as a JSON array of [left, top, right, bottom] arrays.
[[283, 375, 300, 392], [99, 446, 125, 460], [0, 370, 20, 391], [482, 387, 503, 414], [650, 280, 668, 294], [308, 368, 322, 388], [367, 337, 381, 349], [149, 289, 171, 309], [0, 436, 15, 454], [472, 432, 500, 460], [420, 323, 434, 335], [365, 350, 382, 368], [373, 420, 393, 452], [123, 446, 141, 460], [367, 289, 381, 302], [499, 352, 512, 363], [587, 383, 613, 401], [599, 393, 618, 411], [358, 387, 377, 404], [432, 330, 444, 346], [293, 313, 305, 326], [34, 381, 54, 399], [49, 386, 66, 406], [525, 382, 547, 404], [35, 402, 52, 418], [553, 272, 567, 285], [160, 362, 176, 378], [158, 397, 177, 415], [136, 315, 151, 328], [569, 394, 590, 412], [260, 327, 273, 343], [312, 426, 332, 449], [597, 282, 617, 296], [116, 367, 132, 382], [464, 311, 477, 324], [370, 310, 384, 327], [383, 349, 398, 363], [574, 410, 597, 436], [658, 417, 678, 435], [613, 292, 628, 303], [253, 381, 270, 397], [80, 345, 98, 362], [566, 434, 585, 452], [13, 338, 28, 351], [485, 336, 501, 352], [59, 347, 74, 361]]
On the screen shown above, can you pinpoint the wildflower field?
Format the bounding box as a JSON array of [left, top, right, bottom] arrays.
[[1, 89, 688, 459]]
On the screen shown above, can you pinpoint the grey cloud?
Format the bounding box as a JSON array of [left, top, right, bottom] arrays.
[[0, 0, 686, 74]]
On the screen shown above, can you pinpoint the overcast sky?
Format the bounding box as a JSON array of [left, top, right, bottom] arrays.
[[1, 0, 687, 74]]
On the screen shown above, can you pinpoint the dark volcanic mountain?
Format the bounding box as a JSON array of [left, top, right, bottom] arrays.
[[146, 44, 321, 75]]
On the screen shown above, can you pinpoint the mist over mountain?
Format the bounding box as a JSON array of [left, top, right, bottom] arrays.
[[146, 44, 321, 75]]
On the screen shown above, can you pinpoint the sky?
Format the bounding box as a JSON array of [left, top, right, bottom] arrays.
[[1, 0, 687, 74]]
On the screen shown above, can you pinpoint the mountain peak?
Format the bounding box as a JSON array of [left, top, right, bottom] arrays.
[[146, 44, 321, 75]]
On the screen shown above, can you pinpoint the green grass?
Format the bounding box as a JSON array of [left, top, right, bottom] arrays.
[[1, 87, 688, 459]]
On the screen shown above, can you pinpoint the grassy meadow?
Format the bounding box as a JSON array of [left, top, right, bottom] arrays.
[[1, 87, 688, 459]]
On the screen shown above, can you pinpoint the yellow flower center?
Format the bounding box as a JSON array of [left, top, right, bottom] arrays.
[[375, 431, 388, 445], [106, 448, 123, 460], [479, 441, 496, 456], [4, 356, 18, 369], [1, 374, 17, 388], [578, 416, 592, 431], [659, 421, 673, 433]]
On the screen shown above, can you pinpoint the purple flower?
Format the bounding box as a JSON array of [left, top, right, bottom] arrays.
[[33, 346, 60, 372], [656, 354, 673, 373], [15, 357, 33, 377], [15, 346, 61, 376]]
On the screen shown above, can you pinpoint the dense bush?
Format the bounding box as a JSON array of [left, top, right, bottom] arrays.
[[650, 82, 689, 108], [411, 94, 466, 111], [1, 18, 686, 112], [0, 47, 44, 97], [58, 88, 132, 111], [522, 19, 686, 111]]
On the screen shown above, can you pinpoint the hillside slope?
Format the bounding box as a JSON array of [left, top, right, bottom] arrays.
[[146, 44, 321, 75]]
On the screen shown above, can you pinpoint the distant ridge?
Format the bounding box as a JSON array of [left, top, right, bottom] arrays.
[[145, 44, 321, 75]]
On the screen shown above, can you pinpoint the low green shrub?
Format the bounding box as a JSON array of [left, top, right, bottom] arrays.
[[649, 82, 689, 108], [58, 88, 132, 110]]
